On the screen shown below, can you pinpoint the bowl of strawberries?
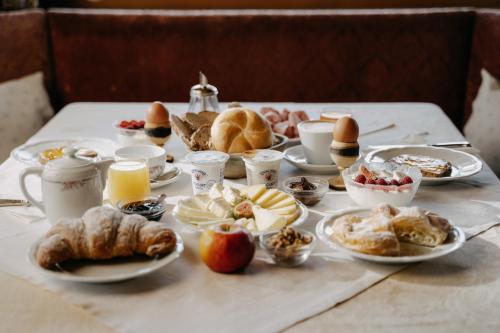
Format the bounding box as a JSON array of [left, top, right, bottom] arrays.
[[342, 161, 422, 207], [113, 120, 151, 146]]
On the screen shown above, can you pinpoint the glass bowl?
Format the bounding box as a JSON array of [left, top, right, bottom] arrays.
[[342, 161, 422, 207], [282, 176, 329, 206], [117, 195, 167, 221], [112, 121, 151, 146], [259, 228, 316, 267]]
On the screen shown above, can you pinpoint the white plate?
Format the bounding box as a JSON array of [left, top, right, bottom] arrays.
[[316, 207, 465, 264], [11, 137, 117, 166], [28, 232, 184, 283], [150, 165, 182, 189], [173, 200, 309, 237], [364, 146, 482, 185], [283, 145, 338, 174]]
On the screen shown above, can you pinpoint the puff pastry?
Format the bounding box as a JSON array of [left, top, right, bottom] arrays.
[[331, 204, 451, 256]]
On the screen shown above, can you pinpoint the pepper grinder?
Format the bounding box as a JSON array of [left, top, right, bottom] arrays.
[[188, 72, 220, 113], [329, 116, 360, 190]]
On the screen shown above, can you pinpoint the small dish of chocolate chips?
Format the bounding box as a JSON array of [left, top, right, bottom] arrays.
[[282, 176, 329, 206]]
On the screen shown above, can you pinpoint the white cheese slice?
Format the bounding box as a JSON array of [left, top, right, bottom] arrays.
[[208, 183, 224, 200], [207, 197, 233, 218], [240, 184, 267, 201], [177, 203, 217, 219], [267, 196, 296, 209], [192, 194, 211, 210], [268, 204, 297, 216], [261, 191, 289, 208], [189, 218, 235, 225], [175, 213, 229, 222], [253, 206, 287, 231], [222, 186, 244, 206], [255, 189, 280, 206]]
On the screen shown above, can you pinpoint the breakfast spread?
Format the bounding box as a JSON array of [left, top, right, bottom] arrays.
[[174, 183, 301, 233], [330, 204, 451, 256], [145, 102, 172, 146], [36, 206, 177, 269], [329, 116, 360, 190], [241, 149, 283, 188], [390, 154, 453, 178], [260, 107, 309, 139], [283, 176, 329, 206]]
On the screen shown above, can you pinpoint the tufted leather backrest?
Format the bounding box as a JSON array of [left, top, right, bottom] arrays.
[[47, 8, 475, 127], [0, 9, 52, 92], [464, 9, 500, 127]]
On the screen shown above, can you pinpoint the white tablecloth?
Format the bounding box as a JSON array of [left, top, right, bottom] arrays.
[[1, 103, 499, 333]]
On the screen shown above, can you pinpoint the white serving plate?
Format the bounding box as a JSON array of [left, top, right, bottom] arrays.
[[150, 165, 182, 189], [11, 137, 117, 166], [28, 232, 184, 283], [364, 146, 482, 185], [173, 200, 309, 237], [316, 207, 465, 264], [283, 145, 338, 174]]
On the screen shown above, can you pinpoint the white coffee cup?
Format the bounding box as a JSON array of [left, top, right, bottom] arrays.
[[298, 120, 335, 165], [115, 145, 167, 180]]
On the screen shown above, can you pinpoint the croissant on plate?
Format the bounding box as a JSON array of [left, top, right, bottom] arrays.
[[36, 206, 177, 269]]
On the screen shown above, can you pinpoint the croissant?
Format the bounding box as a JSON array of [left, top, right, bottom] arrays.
[[36, 206, 177, 269]]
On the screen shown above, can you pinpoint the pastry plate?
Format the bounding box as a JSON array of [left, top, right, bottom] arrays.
[[316, 207, 465, 264], [173, 200, 309, 237], [150, 165, 182, 189], [283, 145, 338, 174], [28, 232, 184, 283], [11, 137, 117, 166], [364, 146, 482, 185]]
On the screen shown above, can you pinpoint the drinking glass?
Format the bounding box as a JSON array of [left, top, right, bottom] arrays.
[[107, 160, 150, 206]]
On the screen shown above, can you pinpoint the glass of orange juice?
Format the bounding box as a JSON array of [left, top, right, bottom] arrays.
[[107, 159, 150, 206]]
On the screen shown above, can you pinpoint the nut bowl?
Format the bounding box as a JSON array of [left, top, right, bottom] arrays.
[[259, 228, 316, 267], [343, 161, 422, 207]]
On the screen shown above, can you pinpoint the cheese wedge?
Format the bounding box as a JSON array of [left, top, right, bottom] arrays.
[[207, 198, 233, 218], [268, 196, 296, 209], [192, 194, 211, 210], [241, 184, 267, 202], [255, 189, 280, 206], [177, 202, 217, 219], [253, 206, 287, 231], [282, 210, 300, 224], [268, 204, 297, 216], [262, 191, 289, 208]]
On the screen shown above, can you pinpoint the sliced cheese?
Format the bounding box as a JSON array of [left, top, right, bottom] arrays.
[[189, 218, 235, 225], [208, 183, 224, 200], [241, 184, 267, 202], [268, 204, 297, 216], [255, 189, 280, 206], [177, 202, 217, 219], [175, 213, 228, 222], [253, 206, 287, 231], [282, 210, 300, 224], [192, 194, 211, 210], [207, 197, 233, 218], [268, 196, 296, 209], [262, 191, 288, 208]]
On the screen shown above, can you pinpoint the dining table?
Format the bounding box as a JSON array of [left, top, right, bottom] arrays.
[[1, 102, 500, 333]]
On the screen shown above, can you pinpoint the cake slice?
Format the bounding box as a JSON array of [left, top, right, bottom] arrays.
[[389, 154, 452, 178]]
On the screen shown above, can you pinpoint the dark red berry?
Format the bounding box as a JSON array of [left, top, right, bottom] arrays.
[[401, 176, 413, 185], [377, 178, 388, 186], [367, 178, 376, 185], [119, 120, 129, 128], [354, 174, 367, 184], [138, 120, 145, 127], [390, 179, 400, 186]]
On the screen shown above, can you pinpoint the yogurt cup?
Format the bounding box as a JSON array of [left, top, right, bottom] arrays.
[[185, 151, 229, 194], [242, 149, 283, 188]]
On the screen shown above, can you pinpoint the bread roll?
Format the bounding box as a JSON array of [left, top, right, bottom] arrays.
[[210, 107, 273, 153]]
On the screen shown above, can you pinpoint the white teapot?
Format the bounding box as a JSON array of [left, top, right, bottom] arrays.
[[19, 148, 114, 224]]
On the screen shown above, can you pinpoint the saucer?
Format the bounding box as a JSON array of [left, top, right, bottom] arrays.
[[283, 145, 338, 174], [150, 165, 182, 189]]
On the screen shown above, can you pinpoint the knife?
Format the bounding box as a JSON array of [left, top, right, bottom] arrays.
[[0, 199, 31, 207], [365, 141, 479, 154]]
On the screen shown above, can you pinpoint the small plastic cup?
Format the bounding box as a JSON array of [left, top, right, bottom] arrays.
[[185, 151, 230, 194], [242, 149, 283, 189]]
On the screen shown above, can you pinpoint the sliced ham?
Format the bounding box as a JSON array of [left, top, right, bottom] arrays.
[[272, 121, 289, 135], [280, 109, 290, 121], [260, 107, 280, 118], [264, 112, 281, 124], [261, 107, 309, 139], [295, 110, 309, 121]]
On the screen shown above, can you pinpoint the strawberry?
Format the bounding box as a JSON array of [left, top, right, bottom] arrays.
[[119, 120, 129, 128], [390, 179, 400, 186], [377, 178, 388, 186], [354, 174, 366, 184], [367, 178, 376, 185], [401, 176, 413, 185]]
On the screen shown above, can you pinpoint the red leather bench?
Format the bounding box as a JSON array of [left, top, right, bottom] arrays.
[[1, 8, 499, 128]]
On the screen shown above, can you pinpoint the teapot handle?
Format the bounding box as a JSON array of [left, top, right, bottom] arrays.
[[19, 167, 45, 213]]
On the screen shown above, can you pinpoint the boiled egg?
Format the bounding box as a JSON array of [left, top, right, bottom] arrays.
[[333, 116, 359, 143], [146, 101, 169, 124]]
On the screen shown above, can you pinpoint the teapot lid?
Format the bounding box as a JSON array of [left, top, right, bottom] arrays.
[[47, 147, 92, 169]]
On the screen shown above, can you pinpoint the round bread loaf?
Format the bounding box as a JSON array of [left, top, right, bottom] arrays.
[[210, 107, 273, 153]]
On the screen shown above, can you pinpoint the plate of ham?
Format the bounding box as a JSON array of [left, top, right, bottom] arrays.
[[260, 107, 309, 142]]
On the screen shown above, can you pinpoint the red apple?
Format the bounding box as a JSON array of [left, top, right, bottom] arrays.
[[199, 224, 255, 273]]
